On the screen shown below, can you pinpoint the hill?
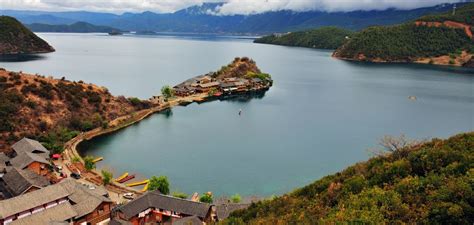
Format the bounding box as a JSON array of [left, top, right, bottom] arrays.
[[0, 16, 54, 54], [254, 27, 353, 49], [0, 3, 464, 34], [333, 3, 474, 67], [223, 132, 474, 224], [27, 21, 122, 33], [0, 69, 153, 154]]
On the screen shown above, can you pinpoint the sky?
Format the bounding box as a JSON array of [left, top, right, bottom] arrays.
[[0, 0, 463, 15]]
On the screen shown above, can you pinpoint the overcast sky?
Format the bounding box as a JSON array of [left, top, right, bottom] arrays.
[[0, 0, 463, 14]]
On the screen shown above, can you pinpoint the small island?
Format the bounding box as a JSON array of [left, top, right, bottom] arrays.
[[172, 57, 272, 102]]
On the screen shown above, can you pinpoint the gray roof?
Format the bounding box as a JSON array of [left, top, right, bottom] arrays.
[[198, 82, 220, 88], [0, 153, 9, 163], [10, 202, 77, 225], [118, 191, 212, 220], [216, 203, 251, 220], [0, 178, 112, 220], [0, 181, 71, 219], [10, 152, 50, 170], [12, 138, 50, 156], [2, 167, 50, 196], [220, 83, 236, 88], [109, 219, 132, 225], [173, 216, 202, 225]]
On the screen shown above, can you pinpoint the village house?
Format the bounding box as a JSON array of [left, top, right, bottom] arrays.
[[0, 178, 112, 225], [10, 151, 50, 176], [11, 138, 50, 159], [196, 82, 220, 93], [111, 191, 213, 224], [0, 167, 49, 198]]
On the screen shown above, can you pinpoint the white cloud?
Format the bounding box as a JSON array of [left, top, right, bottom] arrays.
[[0, 0, 463, 14]]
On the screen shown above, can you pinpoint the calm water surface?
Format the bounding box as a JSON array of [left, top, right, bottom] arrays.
[[2, 33, 473, 196]]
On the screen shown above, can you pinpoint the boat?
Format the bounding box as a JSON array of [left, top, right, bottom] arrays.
[[141, 182, 149, 192], [92, 157, 103, 163], [115, 172, 129, 182], [126, 179, 149, 187], [108, 31, 123, 36], [117, 174, 136, 183]]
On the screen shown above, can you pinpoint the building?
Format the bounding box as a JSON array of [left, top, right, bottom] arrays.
[[0, 167, 49, 198], [196, 82, 220, 93], [112, 191, 213, 224], [11, 138, 50, 159], [0, 178, 113, 225], [10, 152, 50, 176]]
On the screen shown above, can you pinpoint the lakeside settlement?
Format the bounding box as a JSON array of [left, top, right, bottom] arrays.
[[0, 57, 272, 225]]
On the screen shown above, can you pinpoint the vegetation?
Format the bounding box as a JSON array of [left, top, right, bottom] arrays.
[[83, 156, 96, 171], [223, 132, 474, 224], [254, 27, 353, 49], [334, 3, 474, 63], [172, 192, 188, 199], [149, 176, 170, 195], [245, 72, 271, 81], [27, 22, 123, 33], [231, 194, 242, 203], [161, 85, 175, 99], [200, 193, 213, 203], [0, 16, 54, 54], [101, 170, 113, 185], [419, 3, 474, 25]]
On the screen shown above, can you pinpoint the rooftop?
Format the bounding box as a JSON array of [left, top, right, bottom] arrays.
[[12, 138, 50, 157], [2, 167, 50, 197]]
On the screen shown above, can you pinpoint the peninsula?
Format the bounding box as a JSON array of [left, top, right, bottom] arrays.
[[0, 16, 55, 55], [333, 3, 474, 67]]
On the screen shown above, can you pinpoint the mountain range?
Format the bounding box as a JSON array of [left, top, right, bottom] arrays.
[[0, 2, 465, 34]]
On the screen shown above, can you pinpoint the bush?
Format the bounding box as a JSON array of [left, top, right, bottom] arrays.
[[101, 170, 113, 185], [172, 192, 188, 199], [83, 156, 96, 171], [200, 193, 213, 203], [231, 194, 242, 203], [148, 176, 170, 194]]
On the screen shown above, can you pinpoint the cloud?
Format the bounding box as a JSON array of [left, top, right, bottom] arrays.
[[215, 0, 462, 15], [0, 0, 463, 14]]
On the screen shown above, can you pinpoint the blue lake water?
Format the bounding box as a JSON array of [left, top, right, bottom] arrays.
[[1, 33, 473, 197]]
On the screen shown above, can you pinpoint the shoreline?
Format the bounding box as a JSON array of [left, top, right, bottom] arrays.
[[62, 92, 209, 195]]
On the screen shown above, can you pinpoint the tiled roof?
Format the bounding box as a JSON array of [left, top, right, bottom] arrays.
[[10, 202, 77, 225], [118, 191, 212, 220], [2, 167, 49, 196], [10, 152, 50, 169], [12, 138, 50, 156]]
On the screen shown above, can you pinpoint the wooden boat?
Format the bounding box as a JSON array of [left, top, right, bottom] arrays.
[[126, 179, 149, 187], [117, 174, 136, 183], [115, 172, 129, 182], [92, 157, 103, 163], [141, 182, 149, 192]]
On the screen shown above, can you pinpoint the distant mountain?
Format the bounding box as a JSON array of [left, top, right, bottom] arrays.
[[254, 27, 354, 49], [0, 3, 466, 34], [27, 22, 122, 33], [0, 16, 54, 54], [333, 3, 474, 67]]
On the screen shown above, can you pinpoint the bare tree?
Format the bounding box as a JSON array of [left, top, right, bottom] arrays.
[[369, 134, 422, 159]]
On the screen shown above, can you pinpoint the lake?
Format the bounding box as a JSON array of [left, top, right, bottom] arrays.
[[1, 33, 473, 197]]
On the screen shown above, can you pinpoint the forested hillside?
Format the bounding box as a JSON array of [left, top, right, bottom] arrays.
[[223, 132, 474, 224], [0, 69, 152, 154], [254, 27, 353, 49], [333, 3, 474, 67]]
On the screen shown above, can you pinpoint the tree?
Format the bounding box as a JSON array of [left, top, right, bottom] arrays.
[[148, 176, 170, 194], [200, 192, 213, 203], [83, 156, 96, 171], [231, 194, 242, 203], [101, 170, 113, 185], [172, 191, 188, 199], [161, 85, 175, 99]]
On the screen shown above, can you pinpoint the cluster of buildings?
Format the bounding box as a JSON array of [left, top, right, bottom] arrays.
[[173, 74, 272, 97], [0, 138, 250, 225]]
